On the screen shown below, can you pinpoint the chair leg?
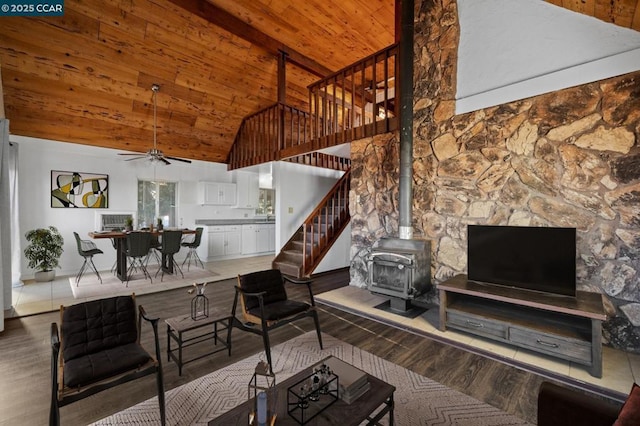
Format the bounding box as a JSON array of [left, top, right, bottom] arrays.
[[311, 310, 323, 349], [49, 398, 60, 426], [181, 247, 204, 270], [260, 320, 273, 373], [126, 257, 152, 285], [172, 257, 184, 278], [75, 258, 89, 286], [181, 249, 193, 270], [191, 249, 204, 269], [87, 257, 102, 284], [156, 368, 166, 426]]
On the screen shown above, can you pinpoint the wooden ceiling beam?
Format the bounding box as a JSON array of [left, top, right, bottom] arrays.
[[167, 0, 333, 78]]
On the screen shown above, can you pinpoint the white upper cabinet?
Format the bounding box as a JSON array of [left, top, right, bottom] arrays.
[[234, 172, 259, 209], [198, 182, 237, 205]]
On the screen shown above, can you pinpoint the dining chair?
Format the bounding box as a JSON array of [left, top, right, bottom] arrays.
[[146, 233, 162, 266], [73, 232, 103, 286], [155, 230, 184, 281], [181, 227, 204, 270], [125, 231, 152, 286]]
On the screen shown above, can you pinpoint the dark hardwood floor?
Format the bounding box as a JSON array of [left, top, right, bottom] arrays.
[[0, 269, 547, 425]]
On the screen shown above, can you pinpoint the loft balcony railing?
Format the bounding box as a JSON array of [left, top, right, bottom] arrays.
[[304, 43, 398, 154], [227, 43, 398, 170]]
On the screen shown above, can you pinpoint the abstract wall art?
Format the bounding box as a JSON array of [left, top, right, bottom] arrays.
[[51, 170, 109, 208]]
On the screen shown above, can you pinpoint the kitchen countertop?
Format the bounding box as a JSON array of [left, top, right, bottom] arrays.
[[195, 219, 275, 226]]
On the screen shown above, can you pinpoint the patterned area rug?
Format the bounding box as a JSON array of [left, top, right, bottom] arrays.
[[70, 266, 219, 299], [92, 332, 531, 426]]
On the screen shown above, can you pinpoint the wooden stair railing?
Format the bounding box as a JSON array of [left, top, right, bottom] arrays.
[[272, 168, 351, 278], [227, 43, 398, 170]]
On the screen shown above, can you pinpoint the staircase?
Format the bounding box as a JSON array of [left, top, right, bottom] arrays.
[[273, 168, 351, 278]]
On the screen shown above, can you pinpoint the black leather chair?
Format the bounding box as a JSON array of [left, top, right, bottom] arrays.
[[73, 232, 103, 286], [231, 269, 323, 371], [125, 231, 152, 285], [181, 227, 204, 270], [50, 295, 165, 426], [155, 230, 184, 281]]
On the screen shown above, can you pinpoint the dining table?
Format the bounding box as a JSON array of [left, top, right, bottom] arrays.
[[89, 229, 196, 282]]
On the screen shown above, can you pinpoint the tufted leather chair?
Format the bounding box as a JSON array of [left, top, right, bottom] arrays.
[[50, 295, 165, 426]]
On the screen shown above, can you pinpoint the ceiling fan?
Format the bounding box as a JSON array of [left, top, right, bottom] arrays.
[[118, 84, 192, 165]]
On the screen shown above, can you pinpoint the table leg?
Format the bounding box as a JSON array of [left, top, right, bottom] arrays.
[[226, 317, 233, 356], [161, 253, 174, 274], [178, 330, 183, 376], [388, 393, 394, 426], [116, 238, 127, 281], [167, 324, 171, 362]]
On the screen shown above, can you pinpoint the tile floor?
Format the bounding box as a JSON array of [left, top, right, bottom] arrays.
[[315, 285, 640, 399], [6, 255, 274, 318]]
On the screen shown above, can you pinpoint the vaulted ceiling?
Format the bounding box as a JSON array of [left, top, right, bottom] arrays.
[[0, 0, 638, 164]]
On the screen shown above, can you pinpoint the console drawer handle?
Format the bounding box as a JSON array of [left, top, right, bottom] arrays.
[[536, 339, 559, 348], [466, 320, 484, 328]]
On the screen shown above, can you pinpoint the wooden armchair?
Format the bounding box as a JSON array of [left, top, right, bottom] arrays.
[[50, 295, 165, 426], [231, 269, 323, 371]]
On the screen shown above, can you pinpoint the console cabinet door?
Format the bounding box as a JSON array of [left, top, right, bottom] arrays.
[[256, 224, 272, 253], [241, 225, 257, 254], [207, 227, 225, 257], [224, 226, 242, 255]]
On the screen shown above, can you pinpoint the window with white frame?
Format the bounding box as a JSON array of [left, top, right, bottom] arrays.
[[137, 180, 177, 229]]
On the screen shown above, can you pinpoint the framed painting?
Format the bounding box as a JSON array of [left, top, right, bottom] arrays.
[[51, 170, 109, 208]]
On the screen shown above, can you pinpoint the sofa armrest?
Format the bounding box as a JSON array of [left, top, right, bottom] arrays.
[[538, 382, 621, 426]]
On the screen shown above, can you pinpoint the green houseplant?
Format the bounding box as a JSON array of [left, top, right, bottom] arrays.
[[125, 217, 133, 232], [24, 226, 64, 282]]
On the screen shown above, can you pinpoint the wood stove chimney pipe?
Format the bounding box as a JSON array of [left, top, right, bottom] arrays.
[[398, 0, 414, 240]]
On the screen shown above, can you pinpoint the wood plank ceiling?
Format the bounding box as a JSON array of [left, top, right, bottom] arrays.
[[0, 0, 637, 164]]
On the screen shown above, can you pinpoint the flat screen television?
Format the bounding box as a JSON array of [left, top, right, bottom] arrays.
[[467, 225, 576, 297]]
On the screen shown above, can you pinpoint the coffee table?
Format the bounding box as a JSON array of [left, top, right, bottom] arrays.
[[165, 308, 232, 376], [207, 356, 395, 425]]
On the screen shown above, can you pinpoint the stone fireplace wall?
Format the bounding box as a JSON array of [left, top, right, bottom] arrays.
[[349, 0, 640, 352]]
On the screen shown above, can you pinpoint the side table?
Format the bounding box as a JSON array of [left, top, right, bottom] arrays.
[[165, 308, 232, 376]]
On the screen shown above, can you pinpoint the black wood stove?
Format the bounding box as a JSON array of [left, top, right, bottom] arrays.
[[367, 237, 431, 313]]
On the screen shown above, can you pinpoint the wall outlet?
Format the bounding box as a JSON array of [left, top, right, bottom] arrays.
[[288, 207, 293, 214]]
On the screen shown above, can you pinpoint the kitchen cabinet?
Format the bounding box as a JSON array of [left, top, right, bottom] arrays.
[[234, 172, 259, 209], [242, 224, 275, 254], [225, 226, 242, 256], [207, 225, 241, 258], [199, 182, 237, 205]]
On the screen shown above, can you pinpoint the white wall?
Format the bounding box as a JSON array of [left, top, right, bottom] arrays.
[[13, 135, 351, 280], [273, 161, 351, 274], [14, 135, 256, 279], [456, 0, 640, 113]]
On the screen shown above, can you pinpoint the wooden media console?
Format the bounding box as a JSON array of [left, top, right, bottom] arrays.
[[438, 274, 607, 378]]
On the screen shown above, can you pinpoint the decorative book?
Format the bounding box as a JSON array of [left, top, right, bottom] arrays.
[[315, 356, 370, 404]]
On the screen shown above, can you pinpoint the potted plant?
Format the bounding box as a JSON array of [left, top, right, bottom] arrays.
[[125, 217, 133, 232], [156, 217, 163, 231], [24, 226, 64, 282]]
